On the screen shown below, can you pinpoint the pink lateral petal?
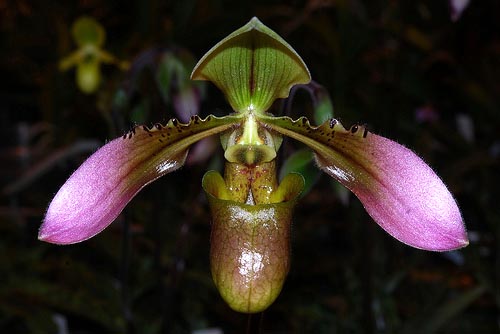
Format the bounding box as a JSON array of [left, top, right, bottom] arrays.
[[39, 115, 239, 244], [39, 135, 186, 244], [262, 116, 468, 251], [316, 133, 468, 251]]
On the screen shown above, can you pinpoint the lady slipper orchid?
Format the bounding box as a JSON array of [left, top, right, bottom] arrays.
[[59, 16, 129, 94], [40, 17, 468, 313]]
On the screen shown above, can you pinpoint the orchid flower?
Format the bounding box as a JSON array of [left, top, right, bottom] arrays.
[[59, 16, 129, 94], [40, 17, 468, 313]]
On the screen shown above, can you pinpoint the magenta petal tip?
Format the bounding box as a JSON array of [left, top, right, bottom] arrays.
[[258, 117, 468, 252], [39, 135, 185, 245], [348, 134, 469, 252], [38, 138, 139, 244], [39, 115, 236, 245]]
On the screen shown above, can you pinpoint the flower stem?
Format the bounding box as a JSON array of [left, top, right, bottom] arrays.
[[246, 312, 264, 334]]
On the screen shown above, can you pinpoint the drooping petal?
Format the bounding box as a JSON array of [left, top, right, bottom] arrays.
[[261, 115, 468, 251], [39, 115, 240, 244], [191, 17, 310, 114], [278, 148, 320, 197]]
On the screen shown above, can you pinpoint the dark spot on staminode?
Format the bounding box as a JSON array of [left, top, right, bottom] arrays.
[[329, 119, 337, 129], [172, 119, 178, 126], [363, 127, 368, 138], [351, 125, 358, 133], [155, 123, 162, 130]]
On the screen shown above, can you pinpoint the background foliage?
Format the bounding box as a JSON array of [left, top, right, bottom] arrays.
[[1, 1, 499, 333]]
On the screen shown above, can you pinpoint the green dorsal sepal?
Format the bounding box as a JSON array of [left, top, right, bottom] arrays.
[[72, 16, 105, 48], [191, 17, 311, 114]]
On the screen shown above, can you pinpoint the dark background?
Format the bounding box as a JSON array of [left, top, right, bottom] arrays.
[[1, 1, 499, 333]]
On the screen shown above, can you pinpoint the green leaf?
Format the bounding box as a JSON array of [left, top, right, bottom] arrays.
[[311, 85, 335, 124], [279, 148, 321, 197], [157, 53, 186, 102], [191, 17, 311, 114]]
